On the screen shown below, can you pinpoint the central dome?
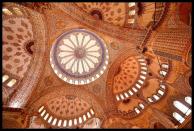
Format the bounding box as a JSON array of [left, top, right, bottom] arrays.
[[50, 29, 109, 85]]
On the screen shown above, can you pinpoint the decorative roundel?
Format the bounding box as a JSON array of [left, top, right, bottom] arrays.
[[50, 29, 109, 85]]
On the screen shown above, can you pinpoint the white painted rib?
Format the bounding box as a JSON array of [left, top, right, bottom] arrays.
[[139, 104, 144, 109], [120, 94, 125, 100], [148, 98, 153, 102], [158, 90, 164, 95], [153, 95, 160, 100], [52, 118, 57, 125], [58, 120, 62, 127], [140, 62, 146, 66], [90, 108, 95, 115], [40, 110, 46, 117], [48, 116, 53, 123], [141, 71, 147, 75], [136, 83, 141, 89], [63, 120, 67, 127], [128, 90, 133, 95], [140, 75, 146, 80], [79, 117, 82, 124], [74, 118, 77, 125], [43, 113, 49, 120], [124, 92, 129, 98], [38, 106, 44, 113], [116, 95, 120, 101], [132, 87, 138, 92], [87, 112, 91, 118]]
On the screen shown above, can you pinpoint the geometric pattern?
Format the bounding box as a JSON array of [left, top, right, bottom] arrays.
[[50, 29, 109, 85]]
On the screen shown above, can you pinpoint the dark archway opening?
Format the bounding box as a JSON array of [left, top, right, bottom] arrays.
[[137, 3, 143, 16], [25, 41, 34, 55], [115, 66, 121, 76], [90, 10, 103, 20], [189, 75, 192, 88], [146, 58, 151, 65], [142, 47, 148, 54], [123, 99, 130, 104], [153, 122, 166, 129]]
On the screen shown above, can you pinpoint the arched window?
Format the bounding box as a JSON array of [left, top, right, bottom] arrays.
[[3, 75, 9, 83], [29, 116, 45, 128], [2, 8, 13, 15], [127, 2, 136, 24], [7, 79, 17, 87], [128, 19, 135, 24], [173, 101, 191, 116], [173, 112, 185, 123], [189, 75, 192, 87], [129, 10, 136, 16], [134, 108, 140, 114], [83, 118, 101, 128], [185, 96, 191, 105], [128, 2, 136, 7], [153, 95, 159, 100], [153, 122, 165, 128]]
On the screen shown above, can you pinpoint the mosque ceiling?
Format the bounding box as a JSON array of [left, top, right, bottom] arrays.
[[2, 2, 192, 129]]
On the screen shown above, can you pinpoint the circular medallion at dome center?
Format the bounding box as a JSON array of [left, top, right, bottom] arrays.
[[50, 29, 109, 85]]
